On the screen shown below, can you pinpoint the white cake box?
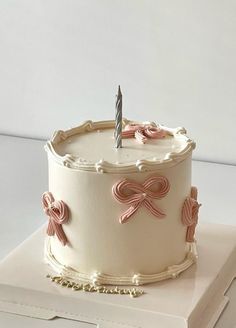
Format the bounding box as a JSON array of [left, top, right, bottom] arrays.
[[0, 222, 235, 328]]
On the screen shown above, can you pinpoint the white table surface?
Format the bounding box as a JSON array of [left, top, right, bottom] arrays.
[[0, 134, 235, 328]]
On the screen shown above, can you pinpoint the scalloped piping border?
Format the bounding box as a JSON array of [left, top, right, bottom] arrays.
[[45, 119, 196, 173], [45, 237, 197, 286]]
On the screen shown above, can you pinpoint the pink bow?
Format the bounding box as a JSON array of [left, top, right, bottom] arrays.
[[42, 192, 69, 246], [112, 176, 170, 224], [182, 187, 201, 242], [122, 124, 166, 144]]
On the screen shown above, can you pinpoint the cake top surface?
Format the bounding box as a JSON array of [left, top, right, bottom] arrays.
[[55, 128, 183, 163], [45, 119, 195, 173]]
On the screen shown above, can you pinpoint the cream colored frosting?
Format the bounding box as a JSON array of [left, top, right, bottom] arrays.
[[45, 119, 197, 285], [45, 237, 197, 286], [45, 119, 195, 173]]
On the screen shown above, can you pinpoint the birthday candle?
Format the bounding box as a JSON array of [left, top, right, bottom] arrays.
[[115, 85, 122, 148]]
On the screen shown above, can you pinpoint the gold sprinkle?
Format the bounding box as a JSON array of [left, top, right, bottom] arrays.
[[61, 280, 69, 286], [114, 287, 119, 293], [98, 286, 106, 293], [46, 274, 144, 297], [89, 286, 96, 292], [51, 276, 60, 282], [67, 282, 74, 288], [54, 278, 63, 284], [72, 284, 82, 291]]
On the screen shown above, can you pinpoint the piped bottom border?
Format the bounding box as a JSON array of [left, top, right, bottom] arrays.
[[44, 237, 197, 286]]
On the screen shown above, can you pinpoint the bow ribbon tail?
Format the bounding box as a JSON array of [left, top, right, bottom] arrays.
[[54, 222, 68, 246], [186, 202, 201, 242], [186, 225, 197, 243], [120, 202, 141, 224], [182, 198, 195, 225], [49, 220, 68, 246], [144, 199, 166, 218], [47, 219, 55, 236]]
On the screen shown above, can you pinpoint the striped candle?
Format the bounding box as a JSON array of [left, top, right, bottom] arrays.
[[115, 85, 123, 148]]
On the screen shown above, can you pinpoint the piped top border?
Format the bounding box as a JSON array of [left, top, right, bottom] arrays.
[[45, 119, 196, 173]]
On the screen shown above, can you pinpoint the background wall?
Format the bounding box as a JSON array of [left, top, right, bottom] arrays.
[[0, 0, 235, 164]]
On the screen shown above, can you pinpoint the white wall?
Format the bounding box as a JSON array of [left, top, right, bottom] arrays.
[[0, 0, 236, 164]]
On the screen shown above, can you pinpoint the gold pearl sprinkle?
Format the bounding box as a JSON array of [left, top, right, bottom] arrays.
[[61, 280, 69, 286], [72, 284, 82, 291], [114, 287, 119, 293], [67, 282, 74, 288], [46, 274, 144, 297]]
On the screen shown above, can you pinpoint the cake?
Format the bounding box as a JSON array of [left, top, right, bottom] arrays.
[[42, 118, 201, 287]]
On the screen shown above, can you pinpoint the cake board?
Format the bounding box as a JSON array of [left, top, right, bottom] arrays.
[[0, 223, 235, 328]]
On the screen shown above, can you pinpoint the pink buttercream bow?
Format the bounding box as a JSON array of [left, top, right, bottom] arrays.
[[181, 187, 201, 242], [112, 176, 170, 224], [42, 191, 69, 246], [122, 124, 167, 144]]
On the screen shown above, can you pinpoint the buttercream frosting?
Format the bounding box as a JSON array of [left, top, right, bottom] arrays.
[[44, 119, 198, 286], [122, 123, 167, 143], [42, 191, 69, 246], [182, 187, 201, 242], [112, 175, 170, 223], [45, 119, 195, 173], [45, 237, 197, 286]]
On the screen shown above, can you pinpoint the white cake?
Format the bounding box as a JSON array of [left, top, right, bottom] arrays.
[[43, 119, 200, 286]]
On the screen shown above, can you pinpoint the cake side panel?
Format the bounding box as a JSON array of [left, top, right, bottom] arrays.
[[47, 154, 192, 276]]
